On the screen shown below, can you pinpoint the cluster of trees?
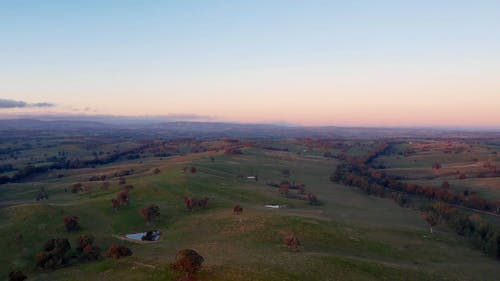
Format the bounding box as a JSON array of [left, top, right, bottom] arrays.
[[141, 230, 160, 241], [182, 196, 209, 211], [111, 185, 133, 211], [332, 141, 500, 260], [36, 238, 71, 270], [332, 160, 500, 214], [224, 148, 243, 155], [0, 164, 50, 184], [268, 180, 320, 206], [0, 143, 152, 185], [427, 203, 500, 258]]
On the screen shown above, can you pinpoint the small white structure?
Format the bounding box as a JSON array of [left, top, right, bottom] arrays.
[[265, 204, 281, 209], [247, 176, 256, 179]]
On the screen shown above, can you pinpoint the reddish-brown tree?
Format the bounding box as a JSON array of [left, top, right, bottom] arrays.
[[71, 183, 83, 193], [140, 204, 160, 224], [170, 249, 204, 281], [441, 181, 450, 189], [432, 162, 442, 170], [76, 234, 101, 261], [198, 196, 209, 208], [111, 198, 120, 211], [118, 191, 129, 205], [233, 205, 243, 215], [183, 197, 197, 211], [284, 233, 300, 250], [63, 216, 80, 232], [279, 184, 290, 197], [190, 167, 197, 174], [105, 245, 132, 259]]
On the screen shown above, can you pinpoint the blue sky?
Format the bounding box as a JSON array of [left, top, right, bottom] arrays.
[[1, 1, 499, 126]]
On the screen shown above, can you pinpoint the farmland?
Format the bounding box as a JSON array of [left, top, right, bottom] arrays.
[[1, 127, 500, 280]]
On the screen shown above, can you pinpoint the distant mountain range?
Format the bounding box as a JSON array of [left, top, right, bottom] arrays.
[[0, 118, 499, 139]]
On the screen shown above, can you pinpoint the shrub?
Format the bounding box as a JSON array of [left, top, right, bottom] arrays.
[[9, 271, 27, 281], [105, 245, 132, 259], [198, 196, 209, 208], [71, 183, 83, 193], [233, 205, 243, 215]]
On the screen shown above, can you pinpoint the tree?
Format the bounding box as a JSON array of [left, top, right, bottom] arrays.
[[432, 162, 442, 170], [198, 196, 209, 208], [154, 168, 161, 174], [190, 167, 197, 174], [141, 204, 160, 224], [306, 193, 320, 205], [111, 198, 120, 212], [183, 197, 197, 211], [423, 211, 439, 233], [118, 191, 129, 205], [76, 234, 101, 261], [71, 183, 83, 193], [63, 216, 80, 232], [105, 245, 132, 259], [233, 205, 243, 215], [170, 249, 204, 281], [441, 181, 450, 189], [284, 233, 300, 250], [279, 184, 290, 197]]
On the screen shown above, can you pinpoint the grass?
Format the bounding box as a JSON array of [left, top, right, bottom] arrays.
[[1, 143, 500, 280]]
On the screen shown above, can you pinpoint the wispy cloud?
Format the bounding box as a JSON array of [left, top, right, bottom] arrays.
[[0, 98, 55, 109]]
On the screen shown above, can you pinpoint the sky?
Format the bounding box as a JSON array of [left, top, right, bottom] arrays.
[[0, 0, 499, 127]]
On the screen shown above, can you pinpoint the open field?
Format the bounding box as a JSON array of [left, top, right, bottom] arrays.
[[373, 140, 500, 200], [1, 134, 500, 281]]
